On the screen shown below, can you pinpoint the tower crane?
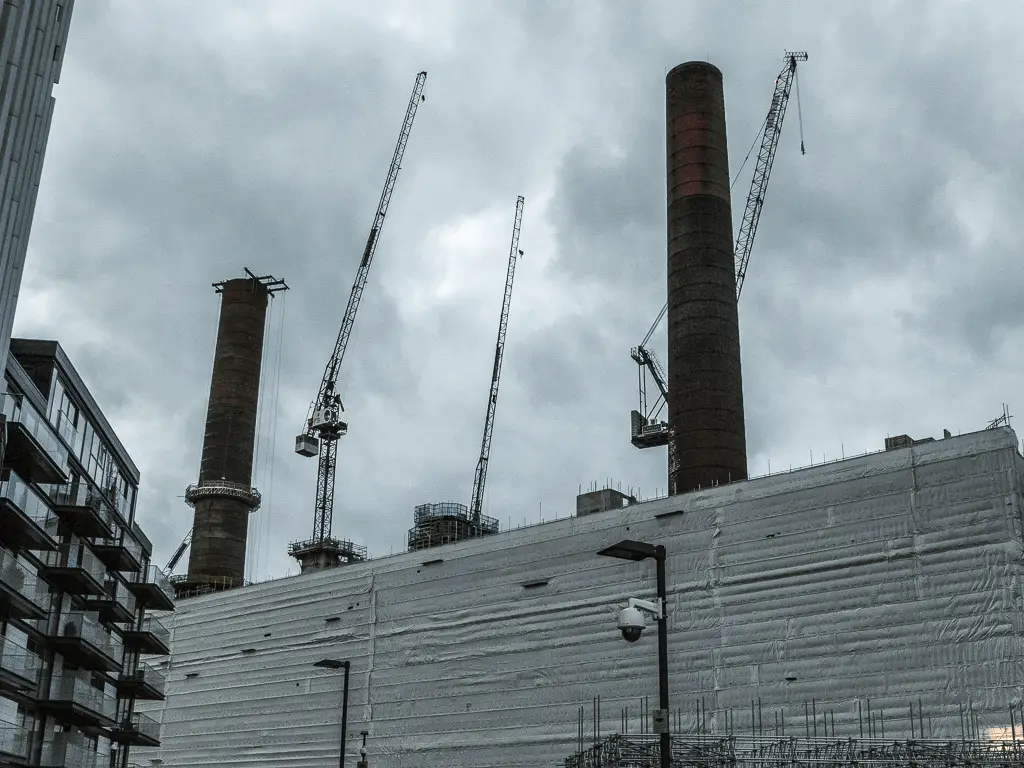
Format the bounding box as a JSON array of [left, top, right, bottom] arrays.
[[292, 71, 427, 568], [469, 196, 524, 523], [631, 51, 807, 448]]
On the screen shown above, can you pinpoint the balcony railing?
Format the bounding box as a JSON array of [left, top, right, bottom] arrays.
[[86, 578, 136, 623], [52, 611, 123, 670], [111, 711, 160, 747], [0, 725, 30, 759], [91, 529, 143, 573], [126, 564, 174, 611], [131, 521, 153, 557], [39, 736, 100, 768], [122, 614, 170, 656], [0, 634, 40, 689], [44, 485, 115, 539], [40, 542, 107, 596], [2, 394, 69, 483], [118, 661, 166, 699], [45, 674, 117, 721], [0, 469, 58, 551], [0, 548, 49, 619], [103, 485, 132, 521]]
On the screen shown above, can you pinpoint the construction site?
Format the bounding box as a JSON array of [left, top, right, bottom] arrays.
[[133, 54, 1024, 768]]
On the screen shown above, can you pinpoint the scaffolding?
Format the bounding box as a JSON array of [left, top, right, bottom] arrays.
[[407, 502, 499, 551], [564, 734, 1024, 768], [565, 698, 1024, 768]]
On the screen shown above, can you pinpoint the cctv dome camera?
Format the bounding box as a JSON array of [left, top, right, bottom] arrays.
[[617, 606, 646, 643]]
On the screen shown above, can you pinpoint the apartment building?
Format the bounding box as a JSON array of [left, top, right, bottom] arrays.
[[0, 338, 172, 768]]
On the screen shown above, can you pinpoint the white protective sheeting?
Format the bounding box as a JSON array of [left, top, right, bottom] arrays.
[[136, 428, 1024, 767]]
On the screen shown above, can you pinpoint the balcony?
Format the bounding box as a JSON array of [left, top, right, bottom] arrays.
[[131, 522, 152, 558], [2, 394, 69, 485], [117, 661, 165, 701], [0, 635, 40, 692], [0, 725, 30, 762], [121, 615, 169, 656], [0, 470, 58, 552], [38, 674, 117, 729], [110, 712, 160, 748], [49, 612, 123, 671], [0, 549, 49, 620], [39, 545, 106, 597], [125, 565, 174, 611], [84, 578, 136, 624], [45, 485, 114, 540], [102, 485, 132, 525], [91, 530, 143, 573], [39, 735, 100, 768]]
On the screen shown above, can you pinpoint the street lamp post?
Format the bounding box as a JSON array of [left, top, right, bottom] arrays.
[[597, 539, 671, 768], [314, 658, 351, 768]]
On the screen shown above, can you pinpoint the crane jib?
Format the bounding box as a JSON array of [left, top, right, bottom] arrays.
[[297, 71, 428, 550]]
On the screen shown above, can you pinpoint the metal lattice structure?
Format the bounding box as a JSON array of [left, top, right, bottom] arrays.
[[734, 51, 807, 298], [292, 72, 427, 569], [469, 196, 524, 523], [407, 502, 499, 551], [565, 734, 1024, 768]]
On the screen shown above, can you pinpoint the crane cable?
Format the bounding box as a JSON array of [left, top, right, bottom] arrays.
[[247, 297, 275, 582], [795, 66, 806, 155], [259, 291, 287, 582], [731, 113, 771, 192]]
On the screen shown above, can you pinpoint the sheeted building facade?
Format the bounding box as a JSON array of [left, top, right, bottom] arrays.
[[137, 427, 1024, 767]]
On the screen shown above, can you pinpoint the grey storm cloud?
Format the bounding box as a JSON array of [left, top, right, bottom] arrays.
[[13, 0, 1024, 578]]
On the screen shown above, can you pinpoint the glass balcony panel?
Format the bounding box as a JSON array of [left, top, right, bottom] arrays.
[[142, 614, 169, 644], [0, 548, 49, 617], [58, 612, 123, 664], [120, 534, 143, 565], [131, 711, 160, 742], [142, 564, 173, 602], [48, 674, 117, 720], [111, 579, 136, 616], [0, 469, 58, 548], [126, 565, 174, 610], [44, 484, 115, 537], [39, 736, 100, 768], [0, 725, 30, 758], [70, 544, 107, 585], [121, 661, 166, 698], [104, 487, 131, 521], [40, 543, 106, 595], [0, 633, 40, 685], [2, 394, 70, 476], [131, 522, 152, 557]]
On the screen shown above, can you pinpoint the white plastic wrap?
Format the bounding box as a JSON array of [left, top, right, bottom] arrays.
[[136, 428, 1024, 766]]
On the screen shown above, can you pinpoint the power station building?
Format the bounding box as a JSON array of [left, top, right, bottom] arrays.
[[135, 426, 1024, 766], [126, 57, 1024, 767]]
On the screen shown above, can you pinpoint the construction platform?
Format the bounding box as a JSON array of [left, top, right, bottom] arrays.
[[407, 501, 499, 551]]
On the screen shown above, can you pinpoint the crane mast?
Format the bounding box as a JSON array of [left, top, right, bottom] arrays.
[[631, 52, 806, 449], [294, 71, 427, 555], [469, 196, 524, 523]]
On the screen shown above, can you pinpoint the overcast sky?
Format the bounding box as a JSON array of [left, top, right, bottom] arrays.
[[14, 1, 1024, 580]]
